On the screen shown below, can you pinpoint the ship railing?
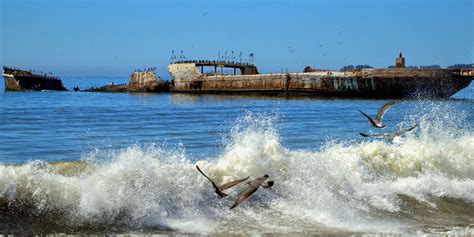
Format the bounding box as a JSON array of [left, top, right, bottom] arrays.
[[173, 59, 254, 67]]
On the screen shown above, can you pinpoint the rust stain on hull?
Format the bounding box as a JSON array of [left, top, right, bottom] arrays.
[[168, 62, 473, 99]]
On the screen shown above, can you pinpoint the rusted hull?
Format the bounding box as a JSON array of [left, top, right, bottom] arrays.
[[3, 74, 67, 91], [168, 64, 473, 99]]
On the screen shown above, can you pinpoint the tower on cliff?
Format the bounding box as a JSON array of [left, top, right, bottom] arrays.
[[396, 52, 405, 68]]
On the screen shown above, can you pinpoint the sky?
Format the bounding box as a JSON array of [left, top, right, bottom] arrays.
[[1, 0, 473, 77]]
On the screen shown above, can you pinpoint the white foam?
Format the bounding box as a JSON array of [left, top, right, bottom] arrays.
[[0, 107, 473, 234]]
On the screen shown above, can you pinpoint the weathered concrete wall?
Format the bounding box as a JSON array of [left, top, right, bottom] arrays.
[[168, 63, 201, 91], [168, 63, 473, 98], [129, 71, 158, 85], [128, 70, 169, 92]]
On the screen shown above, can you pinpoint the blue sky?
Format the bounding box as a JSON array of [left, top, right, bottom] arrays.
[[1, 0, 473, 77]]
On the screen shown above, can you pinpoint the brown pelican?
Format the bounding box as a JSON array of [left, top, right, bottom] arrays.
[[358, 100, 399, 128], [360, 124, 418, 143], [196, 165, 250, 199], [230, 174, 274, 209]]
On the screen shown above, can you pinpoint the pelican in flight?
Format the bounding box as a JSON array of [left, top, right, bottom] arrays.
[[230, 174, 274, 209], [196, 165, 250, 199]]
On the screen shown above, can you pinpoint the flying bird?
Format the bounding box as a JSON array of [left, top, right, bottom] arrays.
[[196, 165, 250, 199], [358, 100, 399, 128], [230, 174, 273, 209], [360, 124, 418, 142]]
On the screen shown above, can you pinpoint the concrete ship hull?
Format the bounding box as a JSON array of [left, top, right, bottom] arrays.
[[84, 68, 169, 93], [168, 63, 473, 99], [3, 67, 67, 91]]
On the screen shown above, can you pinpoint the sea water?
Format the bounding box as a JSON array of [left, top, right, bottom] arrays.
[[0, 77, 473, 235]]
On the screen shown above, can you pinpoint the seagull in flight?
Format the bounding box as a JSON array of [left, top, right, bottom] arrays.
[[360, 124, 418, 143], [358, 100, 399, 128]]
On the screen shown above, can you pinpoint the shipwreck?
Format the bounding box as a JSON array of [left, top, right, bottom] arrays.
[[85, 68, 169, 93], [2, 66, 67, 91], [167, 54, 473, 99]]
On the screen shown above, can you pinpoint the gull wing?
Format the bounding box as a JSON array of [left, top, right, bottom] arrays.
[[219, 176, 250, 191], [393, 124, 418, 136], [360, 132, 398, 142], [375, 100, 399, 122], [358, 110, 379, 127], [196, 165, 228, 198], [403, 124, 418, 133], [359, 132, 386, 138], [359, 132, 371, 137], [230, 185, 259, 209], [362, 124, 417, 138]]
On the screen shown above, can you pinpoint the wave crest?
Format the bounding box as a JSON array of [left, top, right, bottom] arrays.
[[1, 109, 473, 234]]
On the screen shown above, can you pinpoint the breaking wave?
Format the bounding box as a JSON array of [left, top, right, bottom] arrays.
[[1, 103, 473, 235]]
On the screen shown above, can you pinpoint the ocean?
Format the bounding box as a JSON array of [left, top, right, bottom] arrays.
[[0, 77, 473, 235]]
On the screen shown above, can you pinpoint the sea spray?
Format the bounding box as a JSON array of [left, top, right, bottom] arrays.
[[0, 108, 473, 234]]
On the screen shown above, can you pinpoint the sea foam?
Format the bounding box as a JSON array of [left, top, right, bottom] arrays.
[[0, 105, 473, 234]]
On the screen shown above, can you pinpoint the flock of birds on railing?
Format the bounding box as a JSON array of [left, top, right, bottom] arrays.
[[173, 59, 254, 66], [170, 50, 255, 65], [3, 66, 60, 80]]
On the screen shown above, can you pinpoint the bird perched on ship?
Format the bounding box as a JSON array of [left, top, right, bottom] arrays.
[[196, 165, 250, 199], [360, 124, 418, 143], [358, 100, 399, 128], [230, 174, 274, 209]]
